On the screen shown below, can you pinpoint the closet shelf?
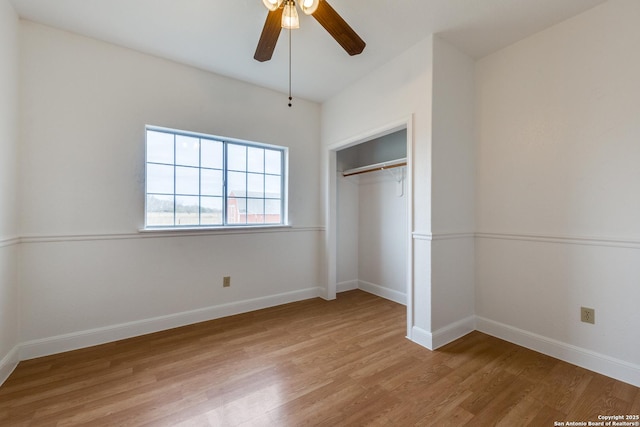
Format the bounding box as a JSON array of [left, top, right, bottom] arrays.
[[342, 158, 407, 177]]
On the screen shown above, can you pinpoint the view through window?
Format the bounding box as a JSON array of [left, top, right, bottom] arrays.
[[145, 127, 286, 228]]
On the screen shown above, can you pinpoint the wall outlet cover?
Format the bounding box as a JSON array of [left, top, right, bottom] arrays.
[[581, 307, 595, 324]]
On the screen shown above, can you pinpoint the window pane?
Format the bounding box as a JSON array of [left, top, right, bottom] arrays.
[[176, 196, 199, 225], [265, 175, 281, 199], [265, 149, 281, 175], [248, 173, 264, 198], [247, 199, 265, 224], [265, 199, 281, 223], [147, 131, 174, 164], [227, 197, 246, 224], [227, 171, 246, 197], [146, 194, 174, 226], [201, 196, 223, 225], [176, 166, 199, 195], [175, 135, 200, 167], [201, 139, 223, 169], [145, 127, 285, 228], [147, 163, 174, 194], [201, 169, 223, 197], [247, 147, 264, 173], [228, 144, 247, 171]]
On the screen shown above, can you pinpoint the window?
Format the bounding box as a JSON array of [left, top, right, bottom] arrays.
[[145, 126, 287, 228]]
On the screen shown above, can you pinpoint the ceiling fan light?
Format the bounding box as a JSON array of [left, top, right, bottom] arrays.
[[262, 0, 283, 12], [300, 0, 319, 15], [282, 1, 300, 29]]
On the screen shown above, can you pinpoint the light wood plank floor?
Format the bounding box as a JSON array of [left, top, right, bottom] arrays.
[[1, 290, 638, 426]]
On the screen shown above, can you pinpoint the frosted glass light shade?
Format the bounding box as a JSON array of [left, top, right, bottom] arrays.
[[300, 0, 319, 15], [282, 1, 300, 29], [262, 0, 283, 12]]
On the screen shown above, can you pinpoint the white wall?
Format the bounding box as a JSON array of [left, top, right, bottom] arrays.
[[323, 33, 480, 349], [17, 22, 322, 357], [357, 170, 407, 304], [335, 131, 408, 303], [336, 173, 358, 290], [0, 0, 18, 240], [475, 0, 640, 385], [322, 37, 433, 339], [7, 0, 637, 392], [0, 0, 20, 383], [324, 36, 476, 349], [430, 38, 476, 340]]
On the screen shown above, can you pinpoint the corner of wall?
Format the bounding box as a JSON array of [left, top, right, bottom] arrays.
[[429, 36, 476, 335], [0, 0, 21, 388]]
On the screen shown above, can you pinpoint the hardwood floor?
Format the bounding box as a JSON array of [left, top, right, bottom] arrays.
[[1, 290, 638, 426]]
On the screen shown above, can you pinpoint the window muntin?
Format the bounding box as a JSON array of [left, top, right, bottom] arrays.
[[145, 127, 286, 228]]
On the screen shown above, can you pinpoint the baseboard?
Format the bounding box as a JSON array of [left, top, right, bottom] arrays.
[[0, 346, 20, 386], [432, 316, 476, 349], [336, 279, 407, 306], [336, 280, 358, 293], [410, 325, 433, 350], [476, 316, 640, 388], [19, 287, 322, 361], [358, 280, 406, 305], [408, 316, 476, 351]]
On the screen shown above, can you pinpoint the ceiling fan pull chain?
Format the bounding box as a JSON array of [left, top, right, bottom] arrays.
[[288, 26, 293, 107]]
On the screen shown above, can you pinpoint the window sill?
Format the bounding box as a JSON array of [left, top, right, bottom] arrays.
[[139, 224, 293, 236]]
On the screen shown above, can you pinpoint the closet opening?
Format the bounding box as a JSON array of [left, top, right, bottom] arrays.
[[327, 118, 413, 338]]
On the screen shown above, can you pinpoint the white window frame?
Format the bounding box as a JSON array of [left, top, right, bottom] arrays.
[[144, 125, 288, 230]]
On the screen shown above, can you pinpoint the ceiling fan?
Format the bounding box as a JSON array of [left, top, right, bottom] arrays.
[[254, 0, 366, 62]]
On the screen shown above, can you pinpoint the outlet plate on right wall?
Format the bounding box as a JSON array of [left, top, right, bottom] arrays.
[[581, 307, 595, 324]]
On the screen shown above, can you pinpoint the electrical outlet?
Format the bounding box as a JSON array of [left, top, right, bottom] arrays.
[[223, 276, 231, 288], [581, 307, 595, 324]]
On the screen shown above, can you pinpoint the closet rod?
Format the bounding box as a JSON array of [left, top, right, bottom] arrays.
[[342, 158, 407, 177]]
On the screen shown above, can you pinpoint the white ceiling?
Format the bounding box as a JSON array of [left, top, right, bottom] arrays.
[[9, 0, 607, 103]]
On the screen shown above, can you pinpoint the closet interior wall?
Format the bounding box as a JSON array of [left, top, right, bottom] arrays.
[[336, 130, 408, 305]]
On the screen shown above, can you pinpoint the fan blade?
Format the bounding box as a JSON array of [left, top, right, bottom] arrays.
[[254, 8, 284, 62], [312, 0, 365, 56]]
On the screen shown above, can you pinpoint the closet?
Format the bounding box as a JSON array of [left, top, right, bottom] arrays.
[[336, 129, 408, 305]]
